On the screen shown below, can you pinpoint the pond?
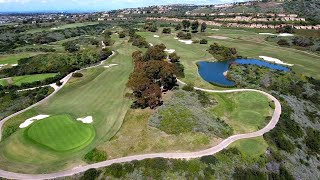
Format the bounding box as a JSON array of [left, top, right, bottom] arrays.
[[198, 59, 290, 87]]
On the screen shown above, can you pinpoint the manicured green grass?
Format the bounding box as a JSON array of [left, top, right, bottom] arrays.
[[0, 53, 40, 64], [230, 137, 268, 158], [6, 73, 58, 86], [26, 114, 95, 151], [0, 39, 134, 173], [210, 92, 272, 133]]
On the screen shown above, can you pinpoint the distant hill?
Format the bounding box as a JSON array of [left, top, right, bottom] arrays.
[[282, 0, 320, 23]]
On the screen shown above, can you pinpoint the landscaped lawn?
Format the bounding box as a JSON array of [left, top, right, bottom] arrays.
[[0, 53, 40, 65], [26, 114, 95, 151], [3, 73, 58, 86]]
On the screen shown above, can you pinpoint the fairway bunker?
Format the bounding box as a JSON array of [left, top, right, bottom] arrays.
[[77, 116, 93, 123], [259, 56, 294, 66], [104, 64, 118, 68], [178, 39, 193, 45], [208, 36, 229, 40], [153, 35, 160, 38], [19, 115, 50, 128], [164, 49, 175, 53]]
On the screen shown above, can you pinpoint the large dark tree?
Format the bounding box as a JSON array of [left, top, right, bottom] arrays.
[[182, 20, 191, 31], [191, 21, 199, 33], [201, 22, 207, 32]]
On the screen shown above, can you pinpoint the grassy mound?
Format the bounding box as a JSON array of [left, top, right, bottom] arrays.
[[26, 114, 95, 151]]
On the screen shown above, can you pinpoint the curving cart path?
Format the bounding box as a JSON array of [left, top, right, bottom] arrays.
[[0, 71, 281, 180]]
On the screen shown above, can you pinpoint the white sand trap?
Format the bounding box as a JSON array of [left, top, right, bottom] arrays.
[[153, 35, 160, 38], [178, 40, 193, 45], [259, 56, 294, 66], [77, 116, 93, 124], [149, 43, 154, 46], [174, 37, 179, 40], [278, 33, 294, 37], [0, 64, 8, 67], [11, 64, 18, 66], [104, 64, 118, 68], [259, 33, 277, 36], [164, 49, 175, 54], [211, 29, 220, 31], [208, 36, 229, 40], [19, 115, 50, 128]]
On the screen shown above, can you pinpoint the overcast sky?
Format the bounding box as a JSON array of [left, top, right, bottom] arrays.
[[0, 0, 247, 12]]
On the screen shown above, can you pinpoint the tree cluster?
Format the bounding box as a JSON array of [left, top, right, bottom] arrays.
[[129, 32, 150, 48], [208, 43, 238, 61], [144, 22, 158, 32], [127, 44, 182, 109], [177, 32, 192, 40], [162, 28, 171, 34]]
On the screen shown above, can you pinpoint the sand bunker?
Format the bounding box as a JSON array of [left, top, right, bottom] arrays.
[[278, 33, 294, 37], [259, 56, 294, 66], [149, 43, 154, 46], [19, 115, 50, 128], [153, 35, 160, 38], [259, 33, 277, 36], [208, 36, 229, 40], [104, 64, 118, 68], [0, 64, 8, 67], [77, 116, 93, 124], [164, 49, 175, 54], [211, 29, 220, 31], [174, 37, 179, 40], [178, 40, 193, 45], [11, 64, 18, 66]]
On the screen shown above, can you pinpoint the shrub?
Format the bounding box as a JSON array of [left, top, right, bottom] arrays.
[[84, 148, 107, 163], [169, 52, 180, 63], [162, 28, 171, 34], [182, 83, 194, 91], [72, 72, 83, 78], [56, 81, 63, 86], [304, 127, 320, 154], [277, 39, 290, 46], [200, 39, 208, 44], [177, 32, 192, 40], [233, 167, 267, 180], [81, 169, 101, 180], [119, 31, 126, 38]]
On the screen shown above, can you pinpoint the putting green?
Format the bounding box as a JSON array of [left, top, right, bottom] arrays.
[[26, 114, 95, 151]]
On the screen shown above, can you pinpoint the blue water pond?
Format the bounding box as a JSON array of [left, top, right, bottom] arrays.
[[198, 59, 290, 87]]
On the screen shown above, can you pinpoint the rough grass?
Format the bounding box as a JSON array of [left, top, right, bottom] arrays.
[[99, 108, 221, 160], [26, 114, 95, 151], [210, 92, 272, 134]]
